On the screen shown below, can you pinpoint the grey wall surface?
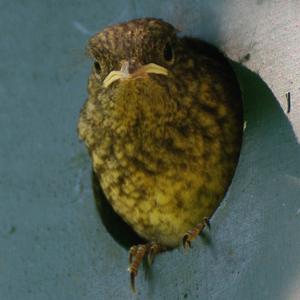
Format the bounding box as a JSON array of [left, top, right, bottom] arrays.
[[0, 1, 299, 299]]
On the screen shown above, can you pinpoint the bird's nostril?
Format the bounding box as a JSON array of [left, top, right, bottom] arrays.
[[128, 60, 140, 74]]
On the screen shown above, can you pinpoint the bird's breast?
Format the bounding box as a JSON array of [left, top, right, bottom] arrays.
[[82, 70, 241, 247]]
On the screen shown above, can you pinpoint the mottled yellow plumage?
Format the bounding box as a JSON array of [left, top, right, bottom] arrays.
[[78, 17, 243, 289]]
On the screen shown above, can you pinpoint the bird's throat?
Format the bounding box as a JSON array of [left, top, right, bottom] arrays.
[[108, 77, 176, 137]]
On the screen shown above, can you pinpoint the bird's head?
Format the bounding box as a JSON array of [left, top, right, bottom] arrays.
[[87, 18, 179, 89], [82, 18, 191, 140]]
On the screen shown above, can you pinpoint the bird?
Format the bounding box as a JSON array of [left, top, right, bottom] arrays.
[[78, 18, 243, 292]]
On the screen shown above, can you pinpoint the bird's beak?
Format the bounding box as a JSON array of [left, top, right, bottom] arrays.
[[103, 60, 168, 88]]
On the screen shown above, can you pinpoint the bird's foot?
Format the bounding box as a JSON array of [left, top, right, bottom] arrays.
[[182, 217, 210, 249], [128, 242, 165, 292]]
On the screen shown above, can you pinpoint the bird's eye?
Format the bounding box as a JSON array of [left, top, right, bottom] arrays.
[[94, 61, 101, 73], [163, 42, 174, 62]]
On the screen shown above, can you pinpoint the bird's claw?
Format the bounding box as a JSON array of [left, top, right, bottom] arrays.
[[182, 217, 210, 250], [128, 242, 164, 292]]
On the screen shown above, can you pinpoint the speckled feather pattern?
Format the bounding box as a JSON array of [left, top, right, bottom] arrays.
[[78, 18, 242, 248]]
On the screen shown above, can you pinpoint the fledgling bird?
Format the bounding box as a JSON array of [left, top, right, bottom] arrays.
[[78, 18, 243, 291]]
